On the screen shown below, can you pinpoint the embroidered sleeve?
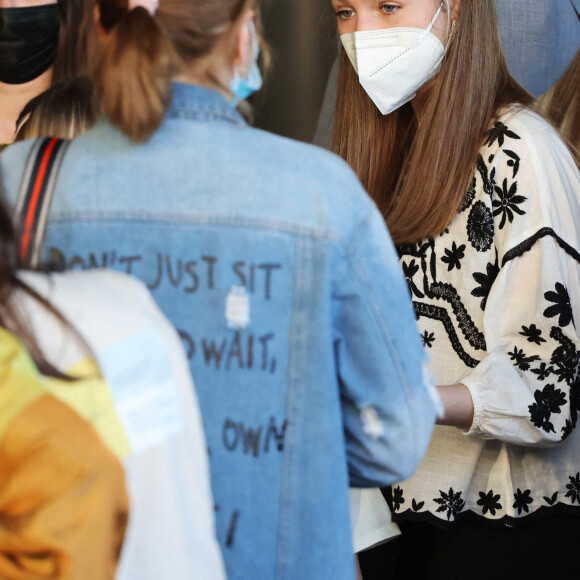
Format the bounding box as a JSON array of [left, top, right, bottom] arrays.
[[463, 238, 580, 445], [461, 115, 580, 446]]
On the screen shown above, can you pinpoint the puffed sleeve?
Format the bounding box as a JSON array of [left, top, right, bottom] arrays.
[[461, 111, 580, 447]]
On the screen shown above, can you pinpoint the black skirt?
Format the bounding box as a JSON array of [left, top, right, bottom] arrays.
[[358, 514, 580, 580]]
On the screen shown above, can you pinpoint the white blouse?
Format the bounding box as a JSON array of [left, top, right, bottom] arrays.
[[391, 107, 580, 525]]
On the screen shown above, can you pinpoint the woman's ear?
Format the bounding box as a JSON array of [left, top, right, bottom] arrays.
[[233, 9, 255, 70], [449, 0, 461, 21]]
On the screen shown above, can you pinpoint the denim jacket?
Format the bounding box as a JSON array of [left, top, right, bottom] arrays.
[[1, 83, 436, 580]]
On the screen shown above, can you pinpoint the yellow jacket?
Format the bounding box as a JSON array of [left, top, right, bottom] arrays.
[[0, 328, 128, 579]]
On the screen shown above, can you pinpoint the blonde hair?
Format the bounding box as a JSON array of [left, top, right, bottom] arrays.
[[331, 0, 533, 245], [15, 77, 98, 141], [538, 48, 580, 165], [92, 0, 264, 143]]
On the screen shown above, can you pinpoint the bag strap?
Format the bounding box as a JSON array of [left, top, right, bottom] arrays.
[[14, 137, 71, 269]]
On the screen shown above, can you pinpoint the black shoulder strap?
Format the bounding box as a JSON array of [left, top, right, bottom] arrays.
[[14, 137, 70, 269]]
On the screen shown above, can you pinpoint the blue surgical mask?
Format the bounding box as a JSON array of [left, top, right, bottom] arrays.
[[230, 20, 263, 102]]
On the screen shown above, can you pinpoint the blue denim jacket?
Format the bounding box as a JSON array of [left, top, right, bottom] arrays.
[[1, 83, 436, 580]]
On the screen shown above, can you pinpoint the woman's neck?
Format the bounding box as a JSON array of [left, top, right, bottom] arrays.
[[174, 48, 233, 101], [0, 68, 53, 144]]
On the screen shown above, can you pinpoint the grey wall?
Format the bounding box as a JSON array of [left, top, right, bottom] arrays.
[[252, 0, 337, 143]]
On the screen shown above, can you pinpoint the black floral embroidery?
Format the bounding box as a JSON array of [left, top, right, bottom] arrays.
[[398, 240, 430, 261], [504, 149, 521, 178], [471, 251, 499, 310], [492, 178, 527, 229], [569, 373, 580, 429], [508, 347, 540, 371], [538, 383, 568, 413], [392, 486, 405, 512], [544, 283, 574, 328], [467, 201, 494, 252], [412, 498, 425, 512], [501, 227, 580, 268], [422, 331, 435, 348], [477, 490, 502, 516], [519, 324, 546, 345], [477, 155, 497, 197], [549, 327, 579, 386], [531, 362, 554, 381], [529, 404, 552, 433], [402, 259, 425, 299], [484, 121, 521, 148], [441, 242, 466, 271], [543, 492, 558, 506], [565, 473, 580, 505], [512, 488, 533, 515], [414, 302, 481, 368], [434, 488, 465, 521], [562, 419, 574, 440], [528, 384, 567, 434], [429, 283, 486, 351], [459, 177, 477, 213]]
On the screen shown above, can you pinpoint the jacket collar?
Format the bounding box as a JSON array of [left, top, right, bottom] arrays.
[[167, 82, 246, 126]]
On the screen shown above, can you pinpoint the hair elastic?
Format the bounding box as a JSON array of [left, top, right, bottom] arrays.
[[128, 0, 159, 15]]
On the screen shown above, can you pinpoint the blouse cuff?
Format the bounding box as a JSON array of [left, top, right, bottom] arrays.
[[455, 351, 555, 445], [460, 377, 484, 437]]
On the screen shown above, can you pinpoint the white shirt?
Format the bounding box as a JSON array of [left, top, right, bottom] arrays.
[[15, 269, 227, 580]]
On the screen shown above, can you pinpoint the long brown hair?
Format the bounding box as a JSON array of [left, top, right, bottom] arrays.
[[539, 48, 580, 165], [0, 183, 77, 379], [92, 0, 264, 143], [331, 0, 533, 245]]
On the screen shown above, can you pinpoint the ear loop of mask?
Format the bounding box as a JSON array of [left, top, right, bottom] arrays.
[[230, 20, 263, 104], [422, 1, 445, 41], [415, 0, 453, 69]]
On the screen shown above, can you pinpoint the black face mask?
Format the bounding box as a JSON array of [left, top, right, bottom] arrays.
[[0, 5, 61, 85]]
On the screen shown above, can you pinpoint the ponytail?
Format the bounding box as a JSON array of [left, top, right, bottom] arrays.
[[93, 7, 179, 143]]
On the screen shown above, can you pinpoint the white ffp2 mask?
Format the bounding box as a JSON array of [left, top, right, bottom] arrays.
[[340, 3, 446, 115]]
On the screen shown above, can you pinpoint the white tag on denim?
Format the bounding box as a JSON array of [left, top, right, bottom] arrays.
[[226, 285, 251, 329]]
